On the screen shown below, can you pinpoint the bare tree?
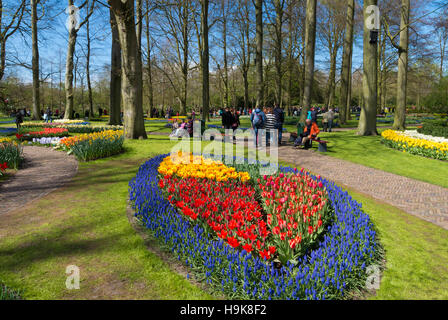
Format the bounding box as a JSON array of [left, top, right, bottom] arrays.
[[300, 0, 317, 123], [64, 0, 95, 119], [200, 0, 210, 121], [108, 6, 121, 125], [254, 0, 263, 107], [0, 0, 26, 82], [339, 0, 355, 124], [31, 0, 40, 119], [358, 0, 378, 136]]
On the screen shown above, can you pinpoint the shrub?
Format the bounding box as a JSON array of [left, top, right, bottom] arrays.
[[417, 120, 448, 139]]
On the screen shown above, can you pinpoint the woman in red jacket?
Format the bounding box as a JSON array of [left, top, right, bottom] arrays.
[[294, 119, 320, 149]]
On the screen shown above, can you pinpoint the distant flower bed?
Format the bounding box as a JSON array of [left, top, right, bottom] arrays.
[[59, 130, 124, 161], [19, 128, 69, 141], [32, 137, 64, 146], [129, 154, 380, 300], [0, 128, 17, 136], [382, 129, 448, 160], [53, 119, 86, 124], [21, 120, 86, 128], [0, 137, 23, 169], [20, 121, 122, 134]]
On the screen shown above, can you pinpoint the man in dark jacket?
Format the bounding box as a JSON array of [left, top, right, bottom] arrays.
[[221, 107, 233, 130], [273, 105, 285, 145]]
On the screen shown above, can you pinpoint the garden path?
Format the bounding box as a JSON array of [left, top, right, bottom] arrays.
[[0, 146, 78, 215]]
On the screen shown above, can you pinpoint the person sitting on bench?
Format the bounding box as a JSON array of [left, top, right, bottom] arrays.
[[294, 119, 320, 149]]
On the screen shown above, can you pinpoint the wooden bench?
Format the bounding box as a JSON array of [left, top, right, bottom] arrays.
[[311, 138, 329, 152]]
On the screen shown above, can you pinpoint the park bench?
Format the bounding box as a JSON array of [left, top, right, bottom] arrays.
[[310, 137, 329, 152], [289, 132, 329, 152]]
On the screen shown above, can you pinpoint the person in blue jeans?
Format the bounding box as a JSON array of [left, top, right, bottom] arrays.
[[273, 105, 285, 145], [250, 107, 266, 147]]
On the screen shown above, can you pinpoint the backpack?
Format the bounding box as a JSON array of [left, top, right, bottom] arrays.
[[252, 110, 264, 127]]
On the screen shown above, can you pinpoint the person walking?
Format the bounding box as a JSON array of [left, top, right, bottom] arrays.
[[221, 107, 233, 130], [231, 109, 240, 142], [273, 104, 285, 145], [45, 107, 53, 123], [322, 109, 329, 132], [310, 107, 318, 124], [250, 106, 266, 147], [15, 110, 23, 130], [265, 107, 276, 146], [327, 108, 335, 132]]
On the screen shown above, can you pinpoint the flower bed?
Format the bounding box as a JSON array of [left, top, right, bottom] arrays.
[[0, 137, 23, 169], [32, 137, 64, 146], [19, 128, 69, 141], [382, 129, 448, 160], [129, 154, 380, 300], [59, 130, 124, 161]]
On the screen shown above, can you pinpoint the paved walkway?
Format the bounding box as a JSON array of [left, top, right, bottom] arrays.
[[0, 146, 78, 215]]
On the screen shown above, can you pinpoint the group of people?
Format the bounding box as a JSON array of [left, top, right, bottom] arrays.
[[248, 105, 285, 147], [169, 117, 197, 138]]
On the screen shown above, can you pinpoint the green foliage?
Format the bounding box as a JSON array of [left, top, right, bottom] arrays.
[[423, 78, 448, 113], [418, 120, 448, 138], [0, 139, 23, 169], [0, 283, 21, 300]]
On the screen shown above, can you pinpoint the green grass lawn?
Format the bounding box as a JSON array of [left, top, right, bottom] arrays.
[[1, 125, 447, 300], [0, 136, 213, 300], [317, 129, 448, 189]]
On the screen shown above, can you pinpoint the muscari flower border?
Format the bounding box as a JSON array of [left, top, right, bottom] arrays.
[[129, 154, 382, 300]]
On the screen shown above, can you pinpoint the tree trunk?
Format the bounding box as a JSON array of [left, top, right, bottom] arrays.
[[300, 0, 317, 123], [274, 0, 284, 107], [222, 0, 229, 108], [326, 49, 336, 108], [393, 0, 410, 131], [180, 2, 189, 116], [255, 0, 264, 108], [145, 0, 154, 118], [109, 7, 122, 125], [64, 28, 77, 119], [86, 18, 94, 118], [109, 0, 147, 139], [358, 0, 378, 136], [31, 0, 40, 120], [201, 0, 210, 121], [339, 0, 354, 124]]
